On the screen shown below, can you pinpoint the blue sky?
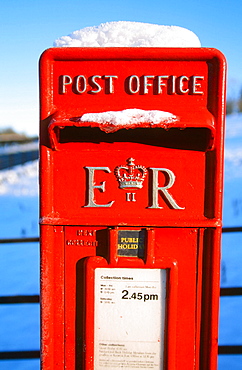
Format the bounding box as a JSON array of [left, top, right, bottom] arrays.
[[1, 0, 242, 135]]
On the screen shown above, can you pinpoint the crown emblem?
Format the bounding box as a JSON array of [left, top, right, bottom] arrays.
[[114, 158, 148, 189]]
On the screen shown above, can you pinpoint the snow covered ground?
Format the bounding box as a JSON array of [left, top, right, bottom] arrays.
[[0, 160, 39, 370], [218, 113, 242, 369], [0, 114, 242, 369]]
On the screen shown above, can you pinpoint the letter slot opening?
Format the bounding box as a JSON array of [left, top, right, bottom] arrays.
[[50, 125, 213, 152]]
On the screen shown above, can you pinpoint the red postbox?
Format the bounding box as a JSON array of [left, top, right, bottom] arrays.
[[39, 47, 226, 369]]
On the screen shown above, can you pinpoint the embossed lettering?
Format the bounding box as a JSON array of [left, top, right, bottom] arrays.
[[60, 75, 72, 94], [157, 76, 169, 94], [77, 229, 97, 236], [128, 75, 140, 94], [59, 74, 205, 95], [192, 76, 204, 94], [84, 167, 115, 208], [75, 75, 87, 93], [126, 192, 137, 202], [104, 75, 118, 94], [90, 75, 102, 93], [143, 75, 155, 94], [148, 168, 185, 209], [66, 239, 98, 246], [178, 76, 189, 94]]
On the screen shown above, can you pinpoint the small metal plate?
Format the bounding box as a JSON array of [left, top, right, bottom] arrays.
[[117, 230, 145, 257]]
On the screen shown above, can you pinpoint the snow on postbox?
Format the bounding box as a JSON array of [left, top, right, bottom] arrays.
[[39, 47, 226, 369]]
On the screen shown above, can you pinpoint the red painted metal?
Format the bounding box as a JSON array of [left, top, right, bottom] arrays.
[[39, 47, 226, 369]]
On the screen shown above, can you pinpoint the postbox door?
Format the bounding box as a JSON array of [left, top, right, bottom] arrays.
[[60, 226, 206, 369]]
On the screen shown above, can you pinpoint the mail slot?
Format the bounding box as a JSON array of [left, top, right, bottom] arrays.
[[39, 47, 226, 369]]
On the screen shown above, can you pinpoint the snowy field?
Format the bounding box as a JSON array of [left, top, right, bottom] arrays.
[[0, 19, 240, 369], [0, 114, 241, 369], [0, 159, 40, 370], [218, 113, 242, 369]]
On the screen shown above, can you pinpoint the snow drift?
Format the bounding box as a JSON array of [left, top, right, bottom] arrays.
[[54, 21, 201, 48], [77, 108, 178, 133]]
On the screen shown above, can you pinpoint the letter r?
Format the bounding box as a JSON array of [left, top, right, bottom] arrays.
[[148, 168, 185, 209]]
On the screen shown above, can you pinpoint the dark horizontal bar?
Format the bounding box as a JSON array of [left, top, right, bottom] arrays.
[[0, 295, 39, 304], [0, 227, 241, 245], [1, 348, 242, 359], [0, 288, 241, 305], [220, 287, 242, 296], [0, 237, 39, 244], [218, 345, 242, 355], [0, 350, 40, 360], [222, 227, 242, 233], [0, 288, 240, 305], [0, 150, 39, 171]]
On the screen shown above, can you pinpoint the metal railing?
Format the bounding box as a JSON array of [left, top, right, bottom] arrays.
[[0, 228, 242, 360], [0, 236, 40, 360], [0, 148, 38, 170]]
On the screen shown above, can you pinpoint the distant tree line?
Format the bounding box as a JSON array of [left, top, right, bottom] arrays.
[[0, 127, 16, 134], [227, 87, 242, 114]]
